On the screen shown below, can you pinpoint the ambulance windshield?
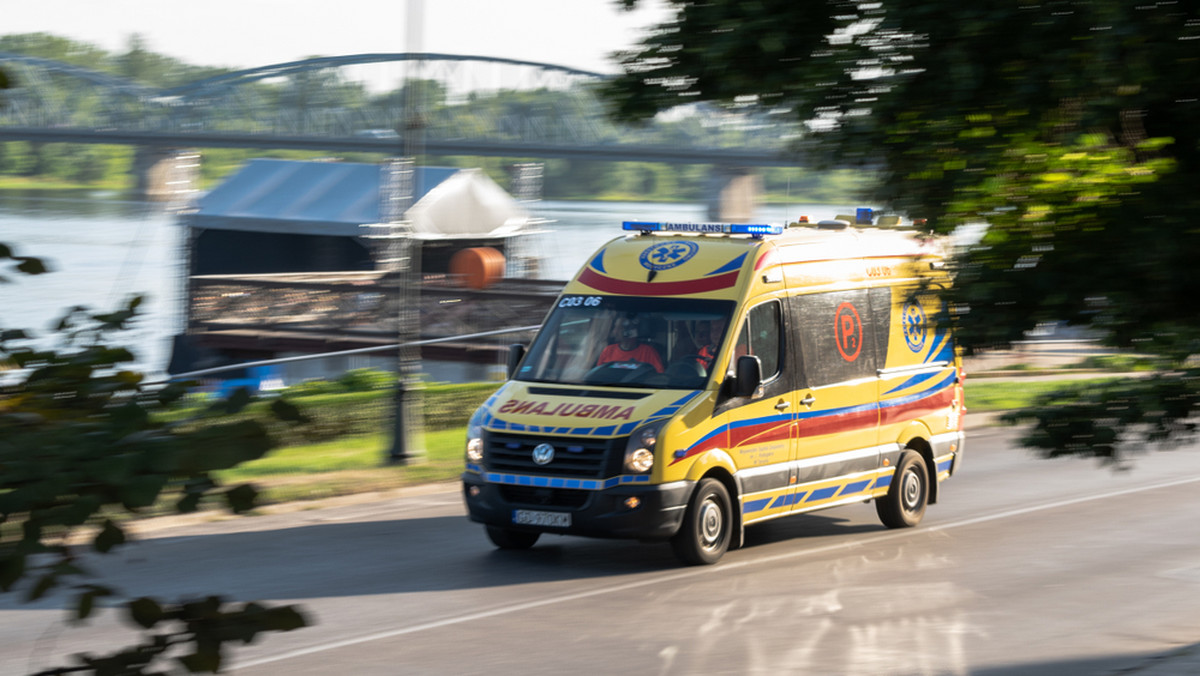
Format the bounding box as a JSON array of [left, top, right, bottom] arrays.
[[516, 295, 736, 389]]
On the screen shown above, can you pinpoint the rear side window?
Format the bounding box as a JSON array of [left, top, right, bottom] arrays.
[[790, 289, 887, 387]]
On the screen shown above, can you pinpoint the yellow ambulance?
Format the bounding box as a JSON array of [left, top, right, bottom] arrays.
[[462, 214, 965, 565]]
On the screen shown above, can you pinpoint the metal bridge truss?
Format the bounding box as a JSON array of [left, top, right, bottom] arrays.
[[0, 52, 800, 163], [0, 52, 163, 130]]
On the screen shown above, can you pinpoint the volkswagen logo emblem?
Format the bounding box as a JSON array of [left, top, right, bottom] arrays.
[[532, 443, 555, 466]]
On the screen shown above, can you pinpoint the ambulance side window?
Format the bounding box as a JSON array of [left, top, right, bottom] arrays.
[[734, 300, 783, 380], [792, 290, 878, 387]]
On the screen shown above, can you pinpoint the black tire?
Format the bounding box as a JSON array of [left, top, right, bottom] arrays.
[[485, 526, 540, 550], [876, 450, 929, 528], [671, 478, 732, 565]]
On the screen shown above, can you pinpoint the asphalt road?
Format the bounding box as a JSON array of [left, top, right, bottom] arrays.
[[5, 420, 1200, 675]]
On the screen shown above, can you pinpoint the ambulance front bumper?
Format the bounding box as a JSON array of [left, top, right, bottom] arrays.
[[461, 472, 694, 540]]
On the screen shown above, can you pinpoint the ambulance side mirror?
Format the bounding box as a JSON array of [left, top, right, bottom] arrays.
[[731, 355, 763, 398], [506, 344, 526, 379]]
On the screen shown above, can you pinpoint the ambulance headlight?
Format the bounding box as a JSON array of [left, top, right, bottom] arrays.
[[465, 408, 486, 463], [627, 448, 654, 473], [624, 422, 664, 474], [466, 438, 483, 463]]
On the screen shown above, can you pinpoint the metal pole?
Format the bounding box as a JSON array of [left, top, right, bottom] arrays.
[[383, 158, 424, 465], [387, 0, 428, 465]]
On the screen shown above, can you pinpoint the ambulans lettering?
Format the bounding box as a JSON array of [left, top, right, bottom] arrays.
[[497, 399, 636, 420]]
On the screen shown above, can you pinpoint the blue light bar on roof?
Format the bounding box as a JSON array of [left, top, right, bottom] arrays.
[[622, 221, 784, 236]]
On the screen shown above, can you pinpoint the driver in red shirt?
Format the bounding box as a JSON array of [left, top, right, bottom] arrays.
[[597, 316, 664, 373]]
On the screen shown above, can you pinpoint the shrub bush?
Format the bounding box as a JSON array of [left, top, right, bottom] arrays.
[[173, 381, 502, 447]]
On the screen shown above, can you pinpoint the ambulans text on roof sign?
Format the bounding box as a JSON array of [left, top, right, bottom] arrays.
[[622, 221, 785, 236]]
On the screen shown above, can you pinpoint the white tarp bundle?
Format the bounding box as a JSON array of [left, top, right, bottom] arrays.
[[407, 168, 531, 240]]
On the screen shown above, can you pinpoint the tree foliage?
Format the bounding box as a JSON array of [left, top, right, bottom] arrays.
[[1, 245, 308, 674], [0, 32, 230, 88], [607, 0, 1200, 460]]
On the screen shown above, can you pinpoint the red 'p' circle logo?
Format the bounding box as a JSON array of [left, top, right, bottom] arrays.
[[834, 302, 863, 362]]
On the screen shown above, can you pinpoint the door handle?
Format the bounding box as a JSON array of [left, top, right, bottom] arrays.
[[801, 394, 816, 407], [774, 401, 790, 411]]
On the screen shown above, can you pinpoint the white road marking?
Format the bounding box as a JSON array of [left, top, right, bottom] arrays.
[[232, 474, 1200, 671]]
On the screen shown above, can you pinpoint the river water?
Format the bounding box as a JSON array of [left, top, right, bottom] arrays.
[[0, 190, 861, 379]]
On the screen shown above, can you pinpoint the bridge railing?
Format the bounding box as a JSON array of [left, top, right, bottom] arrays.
[[0, 52, 802, 158]]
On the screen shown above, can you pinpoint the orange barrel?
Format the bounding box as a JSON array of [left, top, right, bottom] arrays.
[[449, 247, 506, 289]]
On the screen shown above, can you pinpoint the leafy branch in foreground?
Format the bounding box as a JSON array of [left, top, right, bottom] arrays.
[[1001, 370, 1200, 466], [30, 596, 306, 676], [1, 253, 310, 674]]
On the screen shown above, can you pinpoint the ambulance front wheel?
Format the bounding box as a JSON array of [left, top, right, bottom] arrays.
[[671, 478, 732, 565], [876, 451, 929, 528], [486, 526, 540, 550]]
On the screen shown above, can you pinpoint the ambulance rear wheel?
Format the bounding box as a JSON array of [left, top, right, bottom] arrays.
[[876, 451, 928, 528], [671, 478, 732, 565], [486, 526, 540, 550]]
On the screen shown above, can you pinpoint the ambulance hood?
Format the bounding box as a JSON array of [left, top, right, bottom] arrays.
[[565, 235, 762, 301], [480, 381, 704, 438]]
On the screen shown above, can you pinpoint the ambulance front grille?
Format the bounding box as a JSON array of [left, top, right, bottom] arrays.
[[485, 432, 615, 478]]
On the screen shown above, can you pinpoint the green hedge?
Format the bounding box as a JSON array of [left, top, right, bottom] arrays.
[[171, 380, 502, 448]]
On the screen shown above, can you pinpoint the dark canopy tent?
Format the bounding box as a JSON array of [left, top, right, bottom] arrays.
[[187, 159, 461, 275]]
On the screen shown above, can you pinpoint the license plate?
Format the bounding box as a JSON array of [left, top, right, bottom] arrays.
[[512, 509, 571, 528]]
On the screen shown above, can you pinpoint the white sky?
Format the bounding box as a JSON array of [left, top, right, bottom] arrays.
[[3, 0, 673, 74]]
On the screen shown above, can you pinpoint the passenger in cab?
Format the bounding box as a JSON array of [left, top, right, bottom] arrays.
[[597, 316, 664, 373], [695, 317, 726, 372]]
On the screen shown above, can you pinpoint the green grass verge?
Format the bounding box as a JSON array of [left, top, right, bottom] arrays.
[[0, 175, 132, 192], [214, 427, 468, 506], [964, 377, 1121, 413]]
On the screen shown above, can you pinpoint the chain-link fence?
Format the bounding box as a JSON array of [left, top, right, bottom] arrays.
[[160, 324, 541, 447]]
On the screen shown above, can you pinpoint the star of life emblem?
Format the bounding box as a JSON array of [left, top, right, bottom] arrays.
[[639, 240, 699, 271]]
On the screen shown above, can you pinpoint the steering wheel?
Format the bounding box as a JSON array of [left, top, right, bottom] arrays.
[[583, 361, 656, 384], [669, 354, 707, 376]]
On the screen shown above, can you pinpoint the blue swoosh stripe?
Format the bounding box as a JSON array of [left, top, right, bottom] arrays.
[[884, 369, 940, 395], [880, 371, 957, 411], [707, 253, 747, 276], [923, 330, 948, 363], [794, 401, 878, 421], [728, 412, 792, 430]]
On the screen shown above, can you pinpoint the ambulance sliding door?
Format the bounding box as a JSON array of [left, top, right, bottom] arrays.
[[786, 288, 889, 510]]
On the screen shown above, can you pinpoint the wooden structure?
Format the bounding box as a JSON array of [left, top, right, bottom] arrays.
[[167, 159, 559, 383]]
